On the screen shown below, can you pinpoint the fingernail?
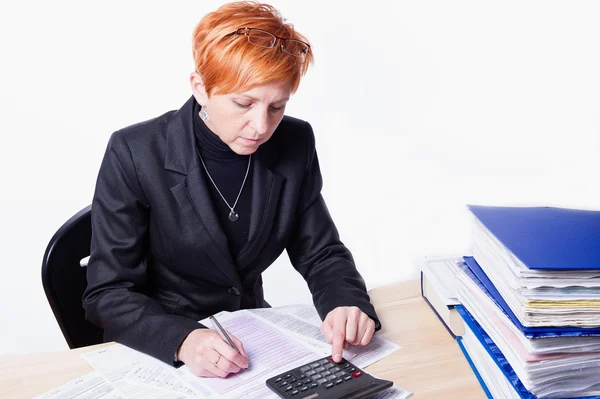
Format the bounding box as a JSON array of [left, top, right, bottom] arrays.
[[334, 354, 341, 362]]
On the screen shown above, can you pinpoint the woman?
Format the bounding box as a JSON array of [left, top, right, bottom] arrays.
[[83, 1, 380, 378]]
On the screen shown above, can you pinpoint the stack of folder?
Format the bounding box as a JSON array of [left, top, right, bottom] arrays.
[[452, 205, 600, 398]]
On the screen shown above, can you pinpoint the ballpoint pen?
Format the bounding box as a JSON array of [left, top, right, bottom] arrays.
[[209, 315, 242, 355]]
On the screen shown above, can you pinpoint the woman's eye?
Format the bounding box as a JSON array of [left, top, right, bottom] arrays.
[[234, 102, 251, 108], [270, 105, 283, 112]]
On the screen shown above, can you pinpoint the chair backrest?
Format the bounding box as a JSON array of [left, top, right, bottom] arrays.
[[41, 205, 104, 348]]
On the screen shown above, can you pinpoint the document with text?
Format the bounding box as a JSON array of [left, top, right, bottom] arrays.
[[69, 305, 409, 398], [34, 371, 126, 399]]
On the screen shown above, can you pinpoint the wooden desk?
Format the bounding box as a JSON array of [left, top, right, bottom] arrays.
[[0, 280, 484, 398]]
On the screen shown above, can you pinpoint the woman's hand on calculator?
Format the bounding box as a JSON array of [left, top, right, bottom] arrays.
[[320, 306, 376, 362]]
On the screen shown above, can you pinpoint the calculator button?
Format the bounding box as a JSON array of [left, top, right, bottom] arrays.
[[315, 366, 325, 372], [275, 377, 283, 383], [335, 371, 347, 378], [289, 378, 297, 383], [331, 366, 341, 372], [322, 370, 332, 377], [312, 373, 322, 379], [342, 363, 351, 369], [284, 386, 294, 392], [294, 382, 303, 388], [325, 382, 335, 389], [324, 363, 335, 369], [344, 375, 352, 381], [327, 375, 337, 381], [334, 379, 344, 385], [292, 371, 305, 379], [284, 374, 293, 379], [309, 362, 320, 368], [280, 381, 288, 387], [317, 378, 328, 384], [309, 383, 318, 388], [352, 371, 363, 378], [289, 389, 299, 396], [305, 370, 316, 377], [349, 367, 357, 372], [300, 366, 311, 372], [300, 386, 309, 392]]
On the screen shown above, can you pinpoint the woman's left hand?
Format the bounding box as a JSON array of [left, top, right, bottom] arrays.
[[320, 306, 376, 362]]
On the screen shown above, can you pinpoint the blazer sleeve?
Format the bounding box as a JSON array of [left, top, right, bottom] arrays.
[[286, 122, 381, 330], [82, 131, 201, 365]]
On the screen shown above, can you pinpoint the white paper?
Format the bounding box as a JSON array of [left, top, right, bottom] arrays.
[[186, 311, 317, 397], [34, 371, 126, 399], [348, 335, 401, 369], [371, 385, 413, 399], [81, 344, 198, 398], [248, 306, 358, 359], [419, 255, 463, 305]]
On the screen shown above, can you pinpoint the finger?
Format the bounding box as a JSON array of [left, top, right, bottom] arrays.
[[352, 312, 370, 345], [208, 349, 231, 377], [214, 338, 246, 371], [205, 359, 230, 378], [213, 353, 241, 374], [227, 331, 249, 362], [320, 316, 334, 343], [198, 349, 229, 378], [331, 311, 346, 363], [360, 319, 376, 346], [345, 307, 360, 344]]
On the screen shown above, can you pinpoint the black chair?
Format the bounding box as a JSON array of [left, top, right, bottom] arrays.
[[41, 205, 104, 348]]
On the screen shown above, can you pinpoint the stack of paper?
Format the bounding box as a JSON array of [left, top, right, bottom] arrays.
[[470, 205, 600, 327], [454, 205, 600, 399]]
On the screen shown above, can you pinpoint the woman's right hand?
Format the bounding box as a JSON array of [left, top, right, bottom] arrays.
[[177, 328, 249, 377]]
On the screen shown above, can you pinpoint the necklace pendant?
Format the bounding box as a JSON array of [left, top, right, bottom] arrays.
[[228, 210, 239, 222]]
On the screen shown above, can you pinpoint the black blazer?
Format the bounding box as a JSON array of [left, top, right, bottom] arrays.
[[83, 96, 379, 365]]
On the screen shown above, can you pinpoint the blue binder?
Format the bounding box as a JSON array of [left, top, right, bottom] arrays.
[[463, 256, 600, 337], [468, 205, 600, 270], [456, 305, 600, 399], [456, 337, 493, 399]]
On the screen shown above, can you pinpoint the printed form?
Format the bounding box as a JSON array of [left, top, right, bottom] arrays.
[[34, 304, 409, 398], [33, 371, 125, 399]]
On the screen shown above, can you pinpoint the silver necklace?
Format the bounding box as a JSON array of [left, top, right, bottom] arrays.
[[198, 152, 251, 222]]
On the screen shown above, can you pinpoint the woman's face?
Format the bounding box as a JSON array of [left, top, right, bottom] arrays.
[[191, 76, 292, 155]]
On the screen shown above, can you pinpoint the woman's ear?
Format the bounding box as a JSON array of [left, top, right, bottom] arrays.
[[190, 72, 209, 105]]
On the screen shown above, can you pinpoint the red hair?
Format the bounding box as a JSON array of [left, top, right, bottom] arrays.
[[192, 1, 313, 96]]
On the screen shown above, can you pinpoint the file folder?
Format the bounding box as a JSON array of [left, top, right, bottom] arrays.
[[463, 256, 600, 337], [468, 205, 600, 270], [455, 337, 493, 399], [456, 305, 600, 399]]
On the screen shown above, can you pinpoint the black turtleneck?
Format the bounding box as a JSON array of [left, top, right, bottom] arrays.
[[193, 101, 253, 259]]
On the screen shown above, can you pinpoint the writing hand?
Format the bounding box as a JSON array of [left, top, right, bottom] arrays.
[[320, 306, 376, 362], [177, 328, 248, 377]]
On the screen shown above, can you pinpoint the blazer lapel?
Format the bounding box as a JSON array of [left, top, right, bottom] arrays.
[[165, 96, 240, 287], [237, 140, 284, 266]]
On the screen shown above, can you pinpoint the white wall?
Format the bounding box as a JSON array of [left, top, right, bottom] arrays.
[[1, 0, 599, 355]]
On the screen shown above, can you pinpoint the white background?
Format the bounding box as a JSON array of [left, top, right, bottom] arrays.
[[0, 0, 598, 355]]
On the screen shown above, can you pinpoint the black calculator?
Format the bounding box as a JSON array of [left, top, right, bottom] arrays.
[[265, 356, 393, 398]]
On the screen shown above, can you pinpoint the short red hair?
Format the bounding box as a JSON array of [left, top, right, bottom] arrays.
[[192, 1, 313, 96]]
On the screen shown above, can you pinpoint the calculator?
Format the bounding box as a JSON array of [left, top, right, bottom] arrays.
[[265, 356, 393, 398]]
